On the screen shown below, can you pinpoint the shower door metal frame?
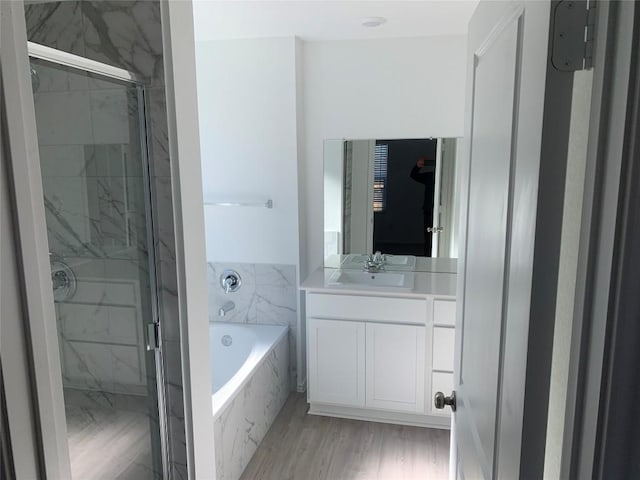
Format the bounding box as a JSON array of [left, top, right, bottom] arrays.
[[27, 44, 171, 480], [136, 84, 171, 480], [2, 4, 170, 474], [27, 41, 143, 84]]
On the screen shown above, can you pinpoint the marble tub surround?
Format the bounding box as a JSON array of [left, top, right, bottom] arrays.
[[207, 262, 298, 389], [213, 333, 290, 480]]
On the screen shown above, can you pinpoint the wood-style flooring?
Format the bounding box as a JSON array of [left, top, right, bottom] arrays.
[[66, 403, 154, 479], [240, 393, 450, 480]]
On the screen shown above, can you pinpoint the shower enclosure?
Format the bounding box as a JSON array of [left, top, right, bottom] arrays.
[[28, 43, 167, 479]]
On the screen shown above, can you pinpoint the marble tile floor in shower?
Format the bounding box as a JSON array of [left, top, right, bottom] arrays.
[[241, 393, 450, 480], [64, 389, 154, 479]]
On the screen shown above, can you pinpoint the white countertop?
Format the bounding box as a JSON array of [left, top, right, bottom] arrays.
[[324, 255, 457, 274], [301, 267, 457, 298]]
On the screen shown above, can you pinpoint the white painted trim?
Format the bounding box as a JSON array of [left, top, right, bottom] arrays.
[[296, 378, 307, 393], [160, 1, 215, 478], [27, 41, 143, 84], [563, 2, 636, 478], [308, 403, 451, 430], [1, 33, 41, 477], [432, 138, 443, 256], [0, 1, 71, 477], [295, 36, 307, 394]]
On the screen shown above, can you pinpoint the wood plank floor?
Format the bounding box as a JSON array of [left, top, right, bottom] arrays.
[[66, 403, 154, 479], [240, 393, 450, 480]]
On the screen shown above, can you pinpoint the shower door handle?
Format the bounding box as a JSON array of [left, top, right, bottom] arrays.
[[146, 323, 160, 351]]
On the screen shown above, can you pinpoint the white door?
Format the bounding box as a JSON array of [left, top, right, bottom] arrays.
[[307, 318, 366, 407], [440, 1, 578, 479], [365, 323, 426, 413]]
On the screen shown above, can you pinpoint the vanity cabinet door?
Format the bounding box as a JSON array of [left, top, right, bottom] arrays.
[[365, 323, 426, 413], [307, 318, 365, 407]]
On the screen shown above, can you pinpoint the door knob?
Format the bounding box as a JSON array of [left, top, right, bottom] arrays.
[[434, 391, 457, 412], [427, 226, 444, 233]]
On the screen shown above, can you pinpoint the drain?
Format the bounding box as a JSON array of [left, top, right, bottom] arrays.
[[221, 335, 233, 347]]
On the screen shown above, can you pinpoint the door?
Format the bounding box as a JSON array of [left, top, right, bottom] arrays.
[[444, 1, 578, 479], [2, 6, 167, 472], [29, 55, 166, 479], [365, 323, 426, 413], [307, 318, 366, 407]]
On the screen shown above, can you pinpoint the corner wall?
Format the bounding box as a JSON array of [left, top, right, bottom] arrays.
[[195, 37, 302, 388]]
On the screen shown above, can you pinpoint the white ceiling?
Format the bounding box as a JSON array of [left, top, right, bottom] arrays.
[[193, 1, 479, 42]]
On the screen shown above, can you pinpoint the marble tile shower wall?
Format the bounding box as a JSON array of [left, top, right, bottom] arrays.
[[207, 262, 298, 389], [25, 2, 186, 477]]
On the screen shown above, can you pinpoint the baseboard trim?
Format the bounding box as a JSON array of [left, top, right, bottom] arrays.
[[296, 378, 307, 393], [308, 403, 451, 430]]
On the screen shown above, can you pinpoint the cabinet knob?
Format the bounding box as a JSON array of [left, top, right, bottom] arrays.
[[434, 391, 457, 412]]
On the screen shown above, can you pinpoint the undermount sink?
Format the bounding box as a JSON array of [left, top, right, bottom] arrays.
[[340, 254, 417, 271], [327, 270, 415, 291]]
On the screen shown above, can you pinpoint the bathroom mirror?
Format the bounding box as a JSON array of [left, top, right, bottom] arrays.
[[323, 137, 461, 273]]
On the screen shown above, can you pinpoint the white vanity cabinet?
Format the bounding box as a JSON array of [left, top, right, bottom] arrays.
[[304, 288, 455, 429], [308, 317, 426, 412], [307, 318, 365, 407], [365, 322, 426, 412], [430, 298, 456, 415]]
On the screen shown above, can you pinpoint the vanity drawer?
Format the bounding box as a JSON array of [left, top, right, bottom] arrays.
[[433, 299, 456, 326], [432, 326, 455, 372], [306, 293, 427, 325]]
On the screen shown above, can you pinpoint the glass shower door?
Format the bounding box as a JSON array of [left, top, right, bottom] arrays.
[[30, 57, 164, 479]]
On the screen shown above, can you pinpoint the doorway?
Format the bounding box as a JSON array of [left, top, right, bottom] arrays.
[[28, 47, 166, 479]]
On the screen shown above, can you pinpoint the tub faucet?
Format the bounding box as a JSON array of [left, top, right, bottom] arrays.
[[218, 301, 235, 317]]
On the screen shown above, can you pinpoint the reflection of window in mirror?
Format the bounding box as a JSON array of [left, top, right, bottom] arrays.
[[324, 137, 461, 272], [373, 143, 388, 213]]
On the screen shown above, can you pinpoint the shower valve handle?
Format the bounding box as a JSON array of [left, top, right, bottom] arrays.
[[220, 270, 242, 294]]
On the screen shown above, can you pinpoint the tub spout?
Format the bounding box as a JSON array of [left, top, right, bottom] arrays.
[[218, 301, 235, 317]]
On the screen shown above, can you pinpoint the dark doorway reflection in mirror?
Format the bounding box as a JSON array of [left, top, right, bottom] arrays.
[[374, 138, 437, 256], [324, 137, 460, 272]]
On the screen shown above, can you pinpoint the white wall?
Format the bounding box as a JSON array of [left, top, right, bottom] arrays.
[[196, 37, 300, 266], [300, 36, 467, 278], [348, 139, 374, 254], [323, 139, 344, 256]]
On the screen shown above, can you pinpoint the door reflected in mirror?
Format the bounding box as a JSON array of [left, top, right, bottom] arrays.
[[324, 137, 460, 273]]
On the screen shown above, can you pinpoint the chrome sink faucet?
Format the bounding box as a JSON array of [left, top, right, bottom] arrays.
[[364, 251, 385, 273]]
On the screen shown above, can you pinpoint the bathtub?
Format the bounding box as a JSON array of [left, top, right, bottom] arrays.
[[210, 323, 290, 480]]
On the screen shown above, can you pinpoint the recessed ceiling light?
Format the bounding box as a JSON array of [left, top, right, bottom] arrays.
[[362, 17, 387, 28]]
